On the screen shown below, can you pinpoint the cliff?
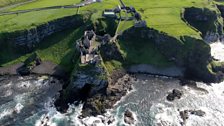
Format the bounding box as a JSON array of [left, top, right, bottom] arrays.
[[120, 27, 223, 82], [0, 14, 84, 52], [183, 7, 223, 42]]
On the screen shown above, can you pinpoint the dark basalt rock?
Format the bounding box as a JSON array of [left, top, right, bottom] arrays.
[[180, 79, 197, 86], [167, 89, 182, 101], [81, 74, 133, 117], [183, 7, 223, 41], [35, 57, 42, 66], [179, 109, 206, 125], [100, 42, 123, 61], [16, 53, 43, 76], [179, 110, 189, 125], [17, 65, 31, 76], [190, 110, 206, 117], [124, 109, 135, 125]]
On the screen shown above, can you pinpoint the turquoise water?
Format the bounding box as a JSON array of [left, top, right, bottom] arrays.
[[1, 75, 224, 126]]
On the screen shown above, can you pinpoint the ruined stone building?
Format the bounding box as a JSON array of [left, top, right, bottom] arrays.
[[76, 30, 100, 64]]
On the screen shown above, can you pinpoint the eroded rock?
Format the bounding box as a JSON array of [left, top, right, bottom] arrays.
[[81, 74, 134, 117], [179, 109, 206, 125], [167, 89, 182, 101], [124, 109, 136, 125]]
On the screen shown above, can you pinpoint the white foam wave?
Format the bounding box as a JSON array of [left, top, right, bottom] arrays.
[[210, 41, 224, 61], [0, 109, 13, 120]]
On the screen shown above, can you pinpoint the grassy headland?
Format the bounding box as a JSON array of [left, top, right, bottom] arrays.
[[0, 0, 224, 82]]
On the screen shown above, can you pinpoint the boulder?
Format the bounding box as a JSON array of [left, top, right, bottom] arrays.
[[179, 110, 189, 125], [190, 110, 206, 117], [179, 109, 206, 125], [167, 89, 182, 101], [124, 109, 136, 125], [180, 79, 197, 86], [17, 65, 31, 76]]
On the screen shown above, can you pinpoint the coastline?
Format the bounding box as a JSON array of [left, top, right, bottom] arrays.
[[128, 64, 184, 78], [0, 61, 69, 79], [0, 62, 184, 79]]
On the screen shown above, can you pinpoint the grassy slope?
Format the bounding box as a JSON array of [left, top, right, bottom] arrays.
[[118, 38, 172, 67]]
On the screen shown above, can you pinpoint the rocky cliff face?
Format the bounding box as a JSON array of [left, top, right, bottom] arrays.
[[183, 7, 223, 42], [121, 27, 223, 82], [217, 4, 224, 17], [70, 62, 108, 98], [100, 42, 123, 61], [217, 4, 224, 42], [1, 15, 84, 52]]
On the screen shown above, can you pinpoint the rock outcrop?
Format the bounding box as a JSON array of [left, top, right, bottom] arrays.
[[216, 4, 224, 42], [183, 7, 223, 42], [71, 63, 108, 98], [17, 53, 41, 76], [81, 74, 133, 117], [167, 89, 182, 101], [124, 109, 136, 125], [100, 42, 123, 61], [179, 109, 206, 125]]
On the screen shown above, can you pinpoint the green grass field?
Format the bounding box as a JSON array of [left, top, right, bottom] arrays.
[[122, 0, 214, 37], [0, 0, 214, 36], [0, 0, 121, 32]]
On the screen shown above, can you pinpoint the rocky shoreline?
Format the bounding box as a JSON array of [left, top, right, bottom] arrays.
[[128, 64, 184, 77], [54, 67, 135, 117], [0, 61, 69, 79]]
